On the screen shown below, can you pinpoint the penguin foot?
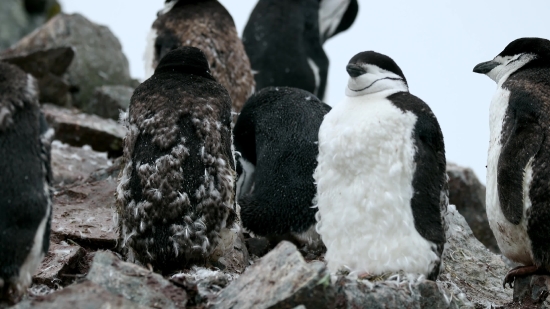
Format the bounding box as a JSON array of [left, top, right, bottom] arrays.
[[503, 265, 540, 289]]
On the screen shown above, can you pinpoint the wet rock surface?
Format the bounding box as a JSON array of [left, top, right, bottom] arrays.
[[88, 85, 133, 120], [3, 13, 134, 109], [447, 162, 499, 253], [42, 103, 126, 157]]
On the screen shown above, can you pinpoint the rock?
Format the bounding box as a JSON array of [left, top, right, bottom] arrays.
[[334, 277, 450, 309], [86, 156, 123, 183], [51, 178, 117, 249], [506, 275, 550, 309], [86, 251, 187, 309], [51, 140, 112, 186], [42, 103, 126, 157], [11, 281, 149, 309], [88, 85, 133, 120], [33, 242, 86, 288], [3, 13, 134, 109], [170, 267, 239, 307], [447, 162, 499, 252], [438, 205, 512, 308], [209, 226, 249, 273], [0, 0, 31, 50], [1, 47, 74, 105], [212, 241, 335, 309]]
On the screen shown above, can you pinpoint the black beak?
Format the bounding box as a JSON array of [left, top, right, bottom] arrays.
[[346, 64, 367, 77], [473, 60, 500, 74]]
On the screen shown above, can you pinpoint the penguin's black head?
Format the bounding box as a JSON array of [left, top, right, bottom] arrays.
[[345, 51, 408, 97], [473, 37, 550, 83], [154, 46, 215, 81]]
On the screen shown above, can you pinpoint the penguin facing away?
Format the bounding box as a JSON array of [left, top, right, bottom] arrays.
[[233, 87, 331, 248], [473, 37, 550, 287], [0, 62, 52, 303], [144, 0, 254, 113], [117, 47, 236, 273], [243, 0, 329, 100], [318, 0, 358, 43], [314, 51, 447, 280]]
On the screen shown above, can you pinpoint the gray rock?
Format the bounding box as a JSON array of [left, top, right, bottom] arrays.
[[33, 242, 86, 288], [88, 85, 133, 120], [438, 205, 512, 308], [87, 251, 187, 309], [1, 47, 74, 106], [447, 162, 499, 253], [42, 103, 126, 157], [11, 281, 149, 309], [51, 178, 117, 249], [51, 140, 112, 186], [3, 13, 133, 109], [212, 241, 336, 309], [0, 0, 31, 50]]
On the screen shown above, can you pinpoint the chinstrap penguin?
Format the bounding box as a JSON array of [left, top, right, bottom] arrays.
[[318, 0, 358, 43], [314, 51, 448, 280], [144, 0, 254, 113], [117, 47, 236, 273], [243, 0, 329, 100], [473, 37, 550, 288], [233, 87, 331, 249], [0, 62, 52, 304]]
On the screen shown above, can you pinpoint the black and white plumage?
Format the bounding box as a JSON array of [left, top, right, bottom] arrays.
[[234, 87, 331, 247], [318, 0, 358, 43], [0, 62, 52, 303], [117, 47, 235, 273], [144, 0, 254, 113], [473, 37, 550, 287], [243, 0, 329, 100], [314, 51, 447, 280]]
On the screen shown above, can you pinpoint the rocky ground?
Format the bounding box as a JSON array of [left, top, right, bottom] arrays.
[[1, 3, 549, 309]]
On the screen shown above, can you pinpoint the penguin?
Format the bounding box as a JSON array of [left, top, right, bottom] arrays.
[[318, 0, 358, 43], [243, 0, 329, 100], [314, 51, 447, 280], [117, 47, 236, 273], [473, 37, 550, 288], [144, 0, 254, 114], [0, 62, 52, 303], [233, 87, 331, 249]]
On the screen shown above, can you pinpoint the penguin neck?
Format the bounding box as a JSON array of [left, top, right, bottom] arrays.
[[345, 77, 408, 98]]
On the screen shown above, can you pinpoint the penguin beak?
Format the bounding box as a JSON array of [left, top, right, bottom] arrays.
[[346, 64, 367, 78], [473, 60, 500, 74]]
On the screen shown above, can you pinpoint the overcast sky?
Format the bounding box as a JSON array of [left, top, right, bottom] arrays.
[[60, 0, 549, 183]]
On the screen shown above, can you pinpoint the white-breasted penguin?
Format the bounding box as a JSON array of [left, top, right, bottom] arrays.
[[318, 0, 358, 43], [314, 51, 447, 280], [117, 47, 236, 273], [243, 0, 329, 100], [473, 37, 550, 288], [234, 86, 331, 248], [0, 62, 52, 303], [144, 0, 254, 113]]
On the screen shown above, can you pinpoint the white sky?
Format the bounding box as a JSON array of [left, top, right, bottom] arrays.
[[60, 0, 550, 183]]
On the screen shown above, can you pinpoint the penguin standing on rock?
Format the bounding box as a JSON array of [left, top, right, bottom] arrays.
[[144, 0, 254, 113], [473, 37, 550, 288], [117, 47, 236, 273], [314, 51, 447, 280], [234, 87, 331, 249], [243, 0, 329, 100], [0, 62, 52, 304]]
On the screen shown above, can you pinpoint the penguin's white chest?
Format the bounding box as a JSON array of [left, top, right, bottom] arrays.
[[486, 86, 534, 265], [315, 94, 437, 276]]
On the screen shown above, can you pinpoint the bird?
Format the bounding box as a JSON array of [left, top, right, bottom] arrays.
[[144, 0, 254, 114], [314, 51, 448, 280], [243, 0, 329, 100], [117, 47, 236, 273], [0, 61, 52, 304], [473, 37, 550, 288], [318, 0, 358, 43], [233, 86, 331, 250]]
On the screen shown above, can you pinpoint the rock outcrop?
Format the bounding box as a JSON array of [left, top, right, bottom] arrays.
[[88, 85, 133, 120]]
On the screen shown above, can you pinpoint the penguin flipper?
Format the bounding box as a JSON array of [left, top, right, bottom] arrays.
[[497, 121, 543, 225]]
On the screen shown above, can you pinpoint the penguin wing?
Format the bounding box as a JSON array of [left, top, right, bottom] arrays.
[[497, 115, 543, 225]]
